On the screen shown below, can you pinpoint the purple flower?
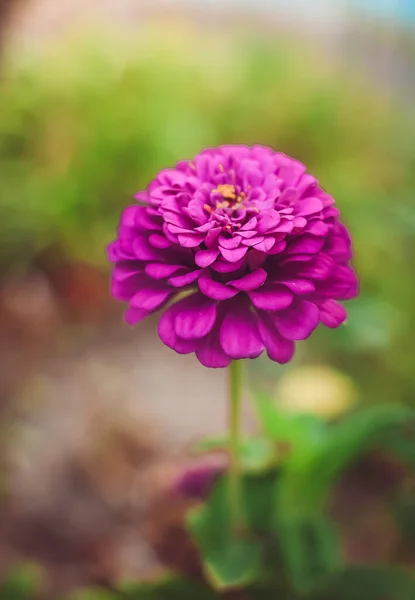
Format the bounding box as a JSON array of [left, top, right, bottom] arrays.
[[108, 145, 358, 367], [174, 461, 225, 500]]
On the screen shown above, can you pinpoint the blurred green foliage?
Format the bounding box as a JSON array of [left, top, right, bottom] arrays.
[[187, 400, 415, 597], [1, 402, 415, 598], [0, 563, 43, 600], [0, 22, 415, 403]]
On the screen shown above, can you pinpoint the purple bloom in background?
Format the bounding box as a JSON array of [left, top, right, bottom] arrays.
[[174, 461, 225, 501], [108, 145, 358, 367]]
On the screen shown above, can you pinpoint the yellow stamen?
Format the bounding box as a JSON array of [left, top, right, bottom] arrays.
[[216, 200, 231, 210], [251, 207, 260, 213], [218, 163, 224, 172], [204, 204, 214, 214], [215, 184, 237, 200]]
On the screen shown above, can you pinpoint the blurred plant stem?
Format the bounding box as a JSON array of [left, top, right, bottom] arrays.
[[229, 359, 245, 533]]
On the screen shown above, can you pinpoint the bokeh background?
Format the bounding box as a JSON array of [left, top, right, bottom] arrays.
[[0, 0, 414, 597]]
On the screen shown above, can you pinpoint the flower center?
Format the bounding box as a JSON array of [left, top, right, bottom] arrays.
[[216, 184, 237, 201], [209, 184, 247, 212]]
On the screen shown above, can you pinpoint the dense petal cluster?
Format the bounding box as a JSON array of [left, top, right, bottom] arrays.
[[108, 145, 358, 367]]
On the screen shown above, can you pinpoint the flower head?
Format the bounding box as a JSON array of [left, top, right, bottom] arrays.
[[108, 145, 358, 367]]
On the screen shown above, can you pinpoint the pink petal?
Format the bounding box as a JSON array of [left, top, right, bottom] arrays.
[[219, 235, 242, 250], [292, 217, 307, 228], [159, 197, 181, 214], [229, 268, 267, 291], [242, 165, 263, 188], [174, 294, 217, 340], [125, 307, 149, 325], [196, 332, 232, 368], [280, 254, 314, 266], [240, 216, 258, 231], [187, 199, 208, 224], [158, 168, 188, 187], [306, 220, 329, 236], [241, 236, 265, 248], [169, 269, 201, 287], [219, 245, 248, 263], [295, 197, 323, 216], [253, 237, 276, 253], [158, 302, 201, 354], [130, 287, 172, 311], [272, 299, 320, 340], [199, 274, 239, 300], [149, 233, 171, 249], [165, 224, 189, 236], [107, 241, 119, 262], [133, 236, 160, 261], [145, 263, 182, 280], [135, 207, 161, 231], [113, 263, 142, 282], [247, 249, 267, 271], [205, 227, 221, 248], [257, 314, 295, 363], [262, 173, 281, 193], [133, 191, 149, 203], [238, 229, 259, 239], [297, 254, 334, 280], [195, 153, 215, 180], [274, 220, 294, 234], [323, 206, 340, 219], [257, 210, 281, 233], [268, 240, 287, 255], [317, 191, 335, 208], [211, 258, 245, 273], [163, 211, 193, 229], [162, 223, 179, 244], [297, 174, 318, 197], [196, 221, 216, 233], [285, 235, 325, 256], [319, 299, 347, 328], [279, 279, 315, 295], [317, 265, 358, 300], [195, 249, 220, 268], [178, 233, 205, 248], [248, 284, 293, 311], [325, 224, 353, 262], [111, 274, 143, 301], [275, 154, 306, 187], [120, 205, 139, 228], [220, 304, 264, 359]]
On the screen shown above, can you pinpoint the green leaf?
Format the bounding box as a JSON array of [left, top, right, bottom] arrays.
[[284, 405, 415, 509], [247, 587, 295, 600], [394, 492, 415, 548], [381, 421, 415, 466], [120, 575, 219, 599], [188, 507, 261, 589], [186, 472, 278, 590], [0, 564, 43, 600], [192, 436, 276, 473], [67, 588, 116, 600], [273, 405, 415, 594], [243, 471, 280, 532], [252, 388, 327, 460], [275, 510, 340, 595], [316, 567, 415, 600]]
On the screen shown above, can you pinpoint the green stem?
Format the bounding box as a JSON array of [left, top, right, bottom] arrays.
[[228, 359, 244, 531]]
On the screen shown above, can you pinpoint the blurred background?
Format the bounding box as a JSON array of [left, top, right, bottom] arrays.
[[0, 0, 414, 597]]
